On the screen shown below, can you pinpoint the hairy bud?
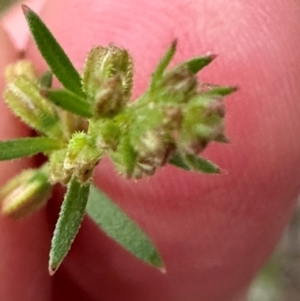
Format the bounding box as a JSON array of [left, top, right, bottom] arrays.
[[4, 72, 62, 139], [0, 168, 52, 218], [93, 75, 126, 117], [5, 60, 37, 83], [64, 132, 101, 184], [82, 44, 133, 103], [155, 65, 198, 104]]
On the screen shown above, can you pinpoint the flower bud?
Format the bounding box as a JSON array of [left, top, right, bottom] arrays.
[[130, 130, 175, 179], [82, 44, 133, 103], [0, 168, 52, 218], [161, 105, 183, 131], [64, 132, 102, 184], [89, 119, 121, 151], [179, 95, 226, 154], [49, 150, 72, 185], [132, 142, 175, 180], [93, 75, 126, 117], [5, 60, 37, 83], [3, 75, 63, 139], [155, 65, 198, 104]]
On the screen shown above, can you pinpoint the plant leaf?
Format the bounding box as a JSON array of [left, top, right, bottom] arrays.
[[43, 89, 92, 118], [49, 176, 90, 275], [169, 152, 221, 174], [86, 184, 164, 269], [0, 137, 61, 161], [22, 5, 84, 97]]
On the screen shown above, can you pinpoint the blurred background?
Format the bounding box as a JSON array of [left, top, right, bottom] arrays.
[[0, 0, 19, 14], [247, 201, 300, 301]]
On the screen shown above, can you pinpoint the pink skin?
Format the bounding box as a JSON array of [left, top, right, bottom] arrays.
[[1, 0, 300, 300]]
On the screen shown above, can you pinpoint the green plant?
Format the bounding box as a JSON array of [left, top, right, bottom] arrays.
[[0, 5, 236, 275]]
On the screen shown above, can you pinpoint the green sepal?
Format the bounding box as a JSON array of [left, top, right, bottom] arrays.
[[43, 89, 92, 118], [214, 133, 230, 143], [0, 137, 61, 161], [86, 184, 164, 269], [185, 154, 221, 173], [22, 5, 84, 97], [168, 152, 190, 170], [150, 40, 177, 90], [179, 54, 217, 74], [169, 152, 221, 174], [38, 70, 53, 89], [201, 85, 238, 96], [49, 176, 90, 275]]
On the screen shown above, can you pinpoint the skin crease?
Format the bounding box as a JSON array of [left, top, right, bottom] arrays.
[[1, 0, 300, 300]]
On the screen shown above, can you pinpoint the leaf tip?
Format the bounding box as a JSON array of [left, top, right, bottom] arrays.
[[48, 265, 57, 276], [218, 168, 227, 175], [199, 53, 218, 66], [158, 266, 167, 274], [227, 85, 238, 94], [171, 39, 178, 51], [210, 164, 223, 175], [209, 53, 218, 61], [21, 4, 31, 15]]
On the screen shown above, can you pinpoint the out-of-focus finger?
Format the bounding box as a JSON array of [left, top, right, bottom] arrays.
[[0, 25, 52, 301]]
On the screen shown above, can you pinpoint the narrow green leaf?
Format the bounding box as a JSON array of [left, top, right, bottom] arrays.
[[0, 137, 61, 161], [22, 5, 84, 97], [169, 152, 221, 174], [185, 154, 221, 174], [150, 40, 177, 90], [184, 54, 217, 74], [86, 184, 164, 269], [44, 89, 92, 118], [49, 176, 90, 275]]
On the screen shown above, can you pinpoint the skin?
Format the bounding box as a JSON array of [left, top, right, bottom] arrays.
[[1, 0, 300, 300]]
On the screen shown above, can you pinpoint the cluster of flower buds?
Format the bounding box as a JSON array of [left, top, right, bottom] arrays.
[[0, 40, 236, 218], [101, 41, 236, 179]]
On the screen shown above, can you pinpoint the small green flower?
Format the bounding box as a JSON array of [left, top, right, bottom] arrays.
[[0, 5, 237, 274]]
